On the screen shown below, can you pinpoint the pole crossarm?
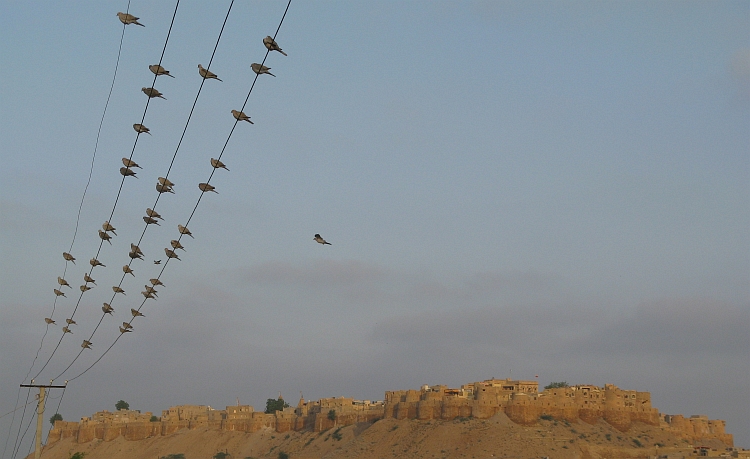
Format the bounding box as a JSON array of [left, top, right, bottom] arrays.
[[20, 384, 67, 389]]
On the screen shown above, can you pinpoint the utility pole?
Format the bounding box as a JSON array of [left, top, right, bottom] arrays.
[[20, 381, 67, 459]]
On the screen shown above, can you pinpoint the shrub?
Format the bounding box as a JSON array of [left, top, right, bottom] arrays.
[[50, 413, 63, 426], [632, 438, 643, 448], [69, 453, 86, 459], [278, 452, 289, 459], [540, 414, 554, 421], [332, 428, 342, 441], [544, 382, 569, 389], [327, 410, 336, 421]]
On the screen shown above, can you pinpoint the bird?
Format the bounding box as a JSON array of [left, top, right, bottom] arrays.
[[144, 285, 158, 295], [81, 340, 92, 349], [142, 87, 166, 99], [102, 303, 114, 314], [44, 317, 56, 325], [123, 265, 135, 276], [314, 234, 332, 245], [90, 258, 106, 268], [149, 64, 174, 78], [98, 229, 113, 244], [210, 158, 229, 171], [122, 158, 141, 169], [178, 224, 193, 238], [251, 63, 275, 77], [65, 318, 77, 325], [63, 252, 76, 263], [164, 248, 181, 260], [131, 308, 145, 317], [263, 36, 287, 56], [142, 290, 156, 299], [57, 277, 71, 288], [131, 243, 144, 256], [146, 208, 163, 220], [102, 221, 117, 235], [231, 110, 253, 124], [53, 289, 66, 297], [119, 326, 132, 334], [156, 183, 174, 194], [198, 64, 222, 81], [62, 326, 73, 334], [112, 286, 125, 295], [170, 240, 185, 251], [83, 274, 96, 285], [121, 322, 133, 330], [150, 278, 164, 287], [154, 260, 161, 265], [198, 183, 217, 193], [120, 167, 137, 178], [128, 250, 144, 260], [117, 12, 144, 27], [143, 216, 161, 225], [79, 284, 92, 292], [133, 123, 151, 135], [158, 177, 175, 187]]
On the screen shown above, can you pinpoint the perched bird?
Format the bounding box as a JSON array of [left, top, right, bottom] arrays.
[[142, 87, 166, 99], [210, 158, 229, 171], [142, 290, 156, 299], [158, 176, 175, 187], [117, 12, 144, 27], [79, 284, 92, 292], [131, 308, 145, 317], [251, 63, 275, 77], [57, 277, 71, 288], [149, 64, 174, 78], [112, 286, 125, 295], [178, 224, 193, 238], [120, 167, 137, 178], [44, 317, 56, 325], [102, 303, 114, 314], [150, 278, 164, 286], [314, 234, 332, 245], [81, 340, 92, 349], [164, 248, 181, 260], [156, 183, 174, 194], [122, 322, 133, 329], [143, 216, 161, 225], [65, 318, 77, 325], [198, 183, 217, 193], [122, 158, 141, 169], [146, 208, 163, 220], [128, 250, 144, 260], [98, 229, 113, 244], [53, 289, 66, 297], [198, 64, 222, 81], [119, 326, 132, 334], [63, 252, 76, 263], [102, 221, 117, 235], [90, 258, 106, 268], [144, 285, 158, 295], [170, 240, 185, 251], [133, 123, 151, 135], [263, 36, 287, 56], [62, 326, 72, 334], [83, 274, 96, 285], [123, 265, 135, 276], [131, 243, 144, 256], [231, 109, 253, 123], [154, 260, 161, 265]]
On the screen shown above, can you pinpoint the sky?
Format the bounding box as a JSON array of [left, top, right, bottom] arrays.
[[0, 0, 748, 454]]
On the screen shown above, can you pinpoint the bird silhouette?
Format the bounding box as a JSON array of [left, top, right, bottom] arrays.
[[314, 234, 332, 245], [198, 64, 222, 81], [251, 63, 275, 77], [263, 36, 287, 56], [117, 12, 144, 27], [149, 64, 174, 78]]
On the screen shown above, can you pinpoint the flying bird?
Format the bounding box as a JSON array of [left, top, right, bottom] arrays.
[[63, 252, 76, 263], [251, 63, 275, 77], [120, 167, 137, 178], [149, 64, 174, 78], [123, 265, 135, 276], [158, 177, 175, 187], [210, 158, 229, 171], [83, 274, 96, 285], [198, 64, 222, 81], [62, 326, 72, 334], [57, 277, 71, 288], [154, 260, 161, 265], [65, 318, 77, 325], [143, 216, 161, 225], [133, 123, 151, 135], [231, 110, 253, 123], [122, 158, 141, 169], [146, 208, 163, 220], [170, 240, 185, 251], [178, 224, 193, 238], [156, 183, 174, 194], [263, 36, 287, 56], [119, 326, 132, 334], [164, 248, 181, 260], [90, 258, 106, 268], [102, 221, 117, 235], [98, 229, 113, 244], [112, 286, 125, 295], [313, 234, 332, 245], [44, 318, 56, 325], [131, 308, 145, 317], [79, 284, 92, 292], [142, 87, 166, 99], [117, 12, 144, 27], [198, 183, 217, 193], [81, 340, 92, 349], [53, 289, 66, 297], [150, 278, 164, 286], [102, 303, 114, 314]]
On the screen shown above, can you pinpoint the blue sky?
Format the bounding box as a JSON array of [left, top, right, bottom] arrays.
[[1, 0, 748, 453]]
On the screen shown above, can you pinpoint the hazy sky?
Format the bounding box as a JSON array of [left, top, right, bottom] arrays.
[[1, 1, 748, 454]]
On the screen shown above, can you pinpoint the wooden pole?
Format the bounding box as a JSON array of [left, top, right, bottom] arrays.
[[20, 383, 67, 459]]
